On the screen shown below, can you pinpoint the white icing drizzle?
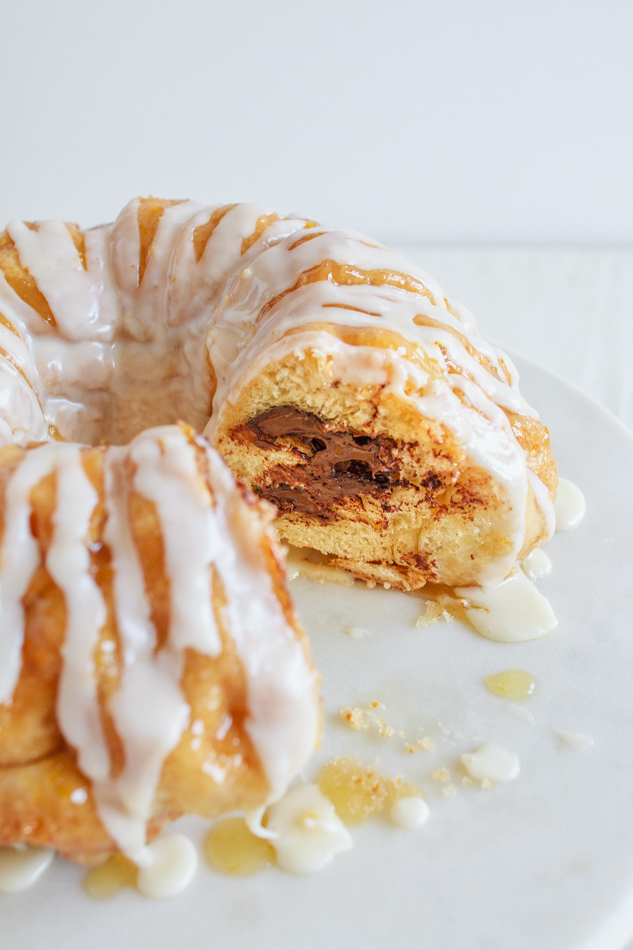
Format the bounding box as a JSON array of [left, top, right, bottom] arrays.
[[0, 846, 54, 893], [244, 805, 278, 841], [0, 444, 58, 701], [527, 468, 556, 539], [199, 437, 320, 799], [46, 446, 110, 783], [521, 547, 552, 581], [265, 783, 353, 874], [0, 337, 47, 447], [130, 427, 221, 657], [455, 569, 558, 642], [555, 478, 586, 532], [7, 220, 104, 341], [100, 437, 190, 862], [135, 833, 198, 899], [390, 796, 430, 829], [461, 743, 521, 783]]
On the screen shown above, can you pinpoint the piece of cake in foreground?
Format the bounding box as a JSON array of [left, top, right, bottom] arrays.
[[0, 424, 319, 866]]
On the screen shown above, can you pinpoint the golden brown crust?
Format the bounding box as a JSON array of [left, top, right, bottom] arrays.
[[241, 213, 280, 256], [507, 411, 557, 496], [257, 260, 437, 324], [0, 750, 176, 866], [0, 230, 56, 328], [192, 204, 237, 262]]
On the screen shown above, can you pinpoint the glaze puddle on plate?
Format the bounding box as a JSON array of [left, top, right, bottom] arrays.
[[2, 357, 633, 950]]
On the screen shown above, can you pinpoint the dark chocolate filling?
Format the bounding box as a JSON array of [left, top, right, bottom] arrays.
[[241, 406, 409, 522]]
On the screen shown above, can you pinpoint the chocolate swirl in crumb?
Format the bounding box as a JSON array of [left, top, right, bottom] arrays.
[[241, 406, 409, 522]]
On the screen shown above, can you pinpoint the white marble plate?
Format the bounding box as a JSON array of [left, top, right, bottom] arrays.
[[3, 356, 633, 950]]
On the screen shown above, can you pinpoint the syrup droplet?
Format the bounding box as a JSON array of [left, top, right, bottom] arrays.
[[83, 853, 138, 900], [285, 547, 353, 586], [319, 758, 390, 824], [318, 756, 420, 824], [204, 817, 275, 876], [485, 670, 536, 701]]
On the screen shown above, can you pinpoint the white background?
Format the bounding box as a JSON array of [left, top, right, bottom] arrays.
[[1, 4, 633, 948], [2, 0, 631, 428], [1, 0, 632, 244]]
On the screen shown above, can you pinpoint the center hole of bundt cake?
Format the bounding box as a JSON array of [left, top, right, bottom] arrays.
[[242, 405, 409, 521], [40, 340, 214, 446]]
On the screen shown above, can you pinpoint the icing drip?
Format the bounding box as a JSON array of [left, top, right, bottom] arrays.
[[46, 447, 110, 783], [7, 220, 104, 341], [0, 445, 58, 702], [521, 547, 552, 581], [135, 833, 198, 899], [461, 743, 521, 783], [130, 427, 221, 658], [527, 469, 556, 538], [389, 796, 430, 830], [554, 478, 586, 532], [455, 569, 558, 642], [0, 846, 54, 893], [101, 437, 191, 861], [265, 783, 353, 874], [199, 438, 320, 799]]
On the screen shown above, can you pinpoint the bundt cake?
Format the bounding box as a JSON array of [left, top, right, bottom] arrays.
[[0, 197, 557, 594]]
